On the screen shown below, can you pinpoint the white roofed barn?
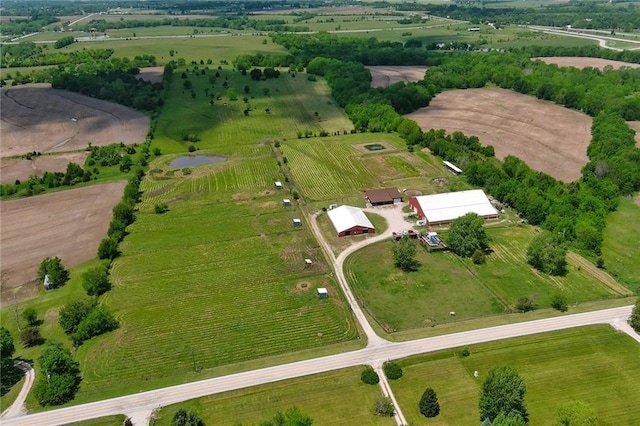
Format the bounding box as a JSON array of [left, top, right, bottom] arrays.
[[409, 190, 498, 227], [327, 205, 375, 237]]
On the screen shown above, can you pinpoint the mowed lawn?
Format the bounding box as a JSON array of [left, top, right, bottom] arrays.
[[346, 225, 620, 332], [154, 367, 394, 426], [391, 325, 640, 425], [153, 67, 352, 155], [602, 197, 640, 293]]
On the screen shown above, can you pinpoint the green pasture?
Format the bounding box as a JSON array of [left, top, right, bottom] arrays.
[[391, 325, 640, 425], [61, 34, 287, 66], [152, 67, 351, 155], [345, 224, 622, 332], [71, 152, 359, 403], [602, 197, 640, 293], [154, 367, 394, 426]]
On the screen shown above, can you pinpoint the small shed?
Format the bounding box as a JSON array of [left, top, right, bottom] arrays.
[[44, 274, 52, 290], [304, 258, 313, 267], [275, 181, 283, 189], [283, 199, 291, 207], [293, 218, 302, 227], [317, 287, 328, 299]]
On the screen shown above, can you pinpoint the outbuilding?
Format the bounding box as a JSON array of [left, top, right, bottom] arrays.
[[317, 287, 328, 299], [275, 181, 283, 189], [283, 199, 291, 207], [293, 218, 302, 227], [409, 189, 498, 227], [364, 188, 403, 206], [44, 274, 52, 290], [327, 205, 375, 237]]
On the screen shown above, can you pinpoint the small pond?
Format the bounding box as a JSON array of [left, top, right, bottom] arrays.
[[364, 144, 386, 151], [169, 155, 226, 168]]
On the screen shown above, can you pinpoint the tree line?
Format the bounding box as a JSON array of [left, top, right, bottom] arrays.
[[1, 43, 114, 69]]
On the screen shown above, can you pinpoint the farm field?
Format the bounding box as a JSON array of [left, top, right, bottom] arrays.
[[152, 68, 351, 156], [345, 225, 624, 332], [154, 367, 394, 425], [0, 151, 88, 184], [391, 325, 640, 425], [0, 181, 126, 302], [405, 88, 592, 182], [367, 66, 428, 88], [532, 56, 640, 70], [62, 34, 288, 66], [602, 197, 640, 293], [0, 84, 149, 157]]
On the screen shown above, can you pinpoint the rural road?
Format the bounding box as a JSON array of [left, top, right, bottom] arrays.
[[528, 26, 640, 51], [1, 306, 634, 426], [0, 361, 35, 420]]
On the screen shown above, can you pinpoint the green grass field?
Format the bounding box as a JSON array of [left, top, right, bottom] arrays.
[[391, 325, 640, 425], [63, 415, 127, 426], [154, 367, 394, 426], [345, 224, 623, 332], [602, 197, 640, 293]]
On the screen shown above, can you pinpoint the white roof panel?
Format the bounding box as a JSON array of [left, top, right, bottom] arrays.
[[327, 205, 375, 234], [413, 190, 497, 223]]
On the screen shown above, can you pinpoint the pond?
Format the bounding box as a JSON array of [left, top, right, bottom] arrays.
[[364, 144, 385, 151], [169, 155, 227, 168]]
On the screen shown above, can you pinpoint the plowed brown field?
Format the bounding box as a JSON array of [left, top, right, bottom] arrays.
[[0, 83, 150, 157], [0, 181, 126, 303], [367, 66, 428, 88], [0, 152, 89, 184], [405, 88, 592, 182], [532, 56, 640, 70]]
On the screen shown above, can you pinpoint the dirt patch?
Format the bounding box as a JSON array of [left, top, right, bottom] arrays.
[[259, 201, 278, 209], [532, 57, 640, 70], [136, 66, 165, 84], [405, 88, 592, 182], [1, 83, 150, 157], [0, 181, 126, 303], [628, 121, 640, 148], [634, 194, 640, 207], [232, 192, 251, 201], [367, 66, 428, 88], [433, 177, 449, 186], [404, 189, 422, 197], [0, 152, 90, 184]]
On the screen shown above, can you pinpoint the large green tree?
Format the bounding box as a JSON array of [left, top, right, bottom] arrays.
[[81, 264, 111, 296], [37, 257, 69, 289], [33, 343, 81, 406], [630, 298, 640, 333], [419, 387, 440, 418], [392, 236, 420, 271], [0, 327, 15, 371], [479, 366, 528, 424], [448, 213, 489, 257], [526, 232, 568, 276], [555, 400, 597, 426], [59, 299, 96, 335]]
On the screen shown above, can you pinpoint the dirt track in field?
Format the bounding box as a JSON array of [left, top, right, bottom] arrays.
[[137, 66, 165, 84], [405, 88, 592, 182], [0, 152, 90, 184], [367, 66, 428, 88], [0, 83, 150, 158], [628, 121, 640, 147], [0, 181, 126, 303], [532, 57, 640, 70]]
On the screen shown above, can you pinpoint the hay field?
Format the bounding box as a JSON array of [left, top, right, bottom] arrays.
[[0, 181, 126, 302], [0, 84, 149, 157], [533, 56, 640, 70], [405, 88, 592, 182], [0, 152, 89, 184], [366, 66, 428, 88]]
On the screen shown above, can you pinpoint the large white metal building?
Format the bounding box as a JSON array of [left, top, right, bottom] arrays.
[[327, 205, 375, 237], [409, 189, 498, 226]]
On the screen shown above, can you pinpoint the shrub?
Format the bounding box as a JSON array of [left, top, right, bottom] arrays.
[[375, 395, 395, 417], [361, 366, 380, 385], [21, 327, 44, 347], [22, 307, 38, 327], [171, 408, 205, 426], [97, 238, 119, 260], [461, 346, 471, 357], [59, 299, 96, 335], [551, 293, 568, 312], [154, 203, 169, 214], [419, 388, 440, 418], [630, 298, 640, 333], [472, 249, 486, 264], [516, 295, 537, 313], [81, 264, 111, 296], [383, 361, 403, 380]]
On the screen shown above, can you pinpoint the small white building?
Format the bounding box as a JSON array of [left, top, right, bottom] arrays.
[[304, 258, 313, 267], [44, 274, 52, 290], [293, 218, 302, 227], [443, 160, 463, 175], [317, 287, 328, 299], [275, 181, 283, 189], [283, 199, 291, 206]]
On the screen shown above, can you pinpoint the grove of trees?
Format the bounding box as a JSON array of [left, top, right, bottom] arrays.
[[447, 213, 489, 258], [392, 236, 420, 272], [33, 343, 81, 406], [526, 232, 568, 276]]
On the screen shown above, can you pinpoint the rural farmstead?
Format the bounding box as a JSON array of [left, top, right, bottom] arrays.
[[409, 189, 498, 226], [364, 187, 403, 206], [327, 205, 375, 237]]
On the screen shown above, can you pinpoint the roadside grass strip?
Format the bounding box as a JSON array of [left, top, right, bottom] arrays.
[[391, 325, 640, 425], [154, 367, 394, 426], [602, 197, 640, 292]]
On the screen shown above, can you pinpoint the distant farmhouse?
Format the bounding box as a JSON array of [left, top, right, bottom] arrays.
[[327, 205, 375, 237], [409, 189, 498, 227], [364, 188, 403, 206]]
